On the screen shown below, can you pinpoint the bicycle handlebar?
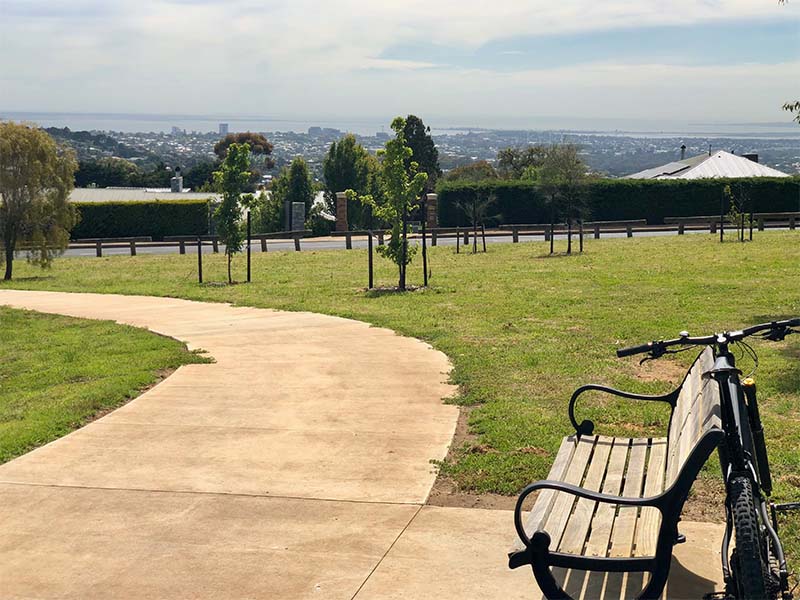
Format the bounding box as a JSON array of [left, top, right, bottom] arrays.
[[617, 318, 800, 358]]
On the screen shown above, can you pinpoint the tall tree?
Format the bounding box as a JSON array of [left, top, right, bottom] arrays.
[[213, 142, 252, 284], [0, 122, 78, 280], [497, 145, 548, 179], [214, 132, 275, 173], [322, 134, 371, 228], [403, 115, 440, 190], [537, 144, 589, 255], [272, 157, 315, 228], [348, 117, 428, 290]]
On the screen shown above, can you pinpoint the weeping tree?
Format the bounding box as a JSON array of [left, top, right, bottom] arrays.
[[0, 122, 78, 280], [213, 142, 253, 284], [348, 117, 428, 290]]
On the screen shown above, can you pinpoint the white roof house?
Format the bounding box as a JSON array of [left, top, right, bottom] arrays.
[[70, 188, 221, 203], [625, 150, 790, 180]]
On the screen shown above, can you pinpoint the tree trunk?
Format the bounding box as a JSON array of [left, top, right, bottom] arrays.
[[400, 208, 408, 290], [3, 233, 14, 281], [567, 219, 572, 255], [472, 213, 478, 254], [549, 205, 555, 255], [227, 251, 232, 284]]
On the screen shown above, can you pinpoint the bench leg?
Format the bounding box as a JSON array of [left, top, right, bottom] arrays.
[[528, 532, 573, 600]]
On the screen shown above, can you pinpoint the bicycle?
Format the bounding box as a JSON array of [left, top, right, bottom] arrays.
[[617, 318, 800, 599]]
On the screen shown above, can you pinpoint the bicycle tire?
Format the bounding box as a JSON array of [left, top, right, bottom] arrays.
[[729, 475, 772, 600]]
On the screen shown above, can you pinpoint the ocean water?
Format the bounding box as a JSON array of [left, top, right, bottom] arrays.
[[1, 111, 799, 139]]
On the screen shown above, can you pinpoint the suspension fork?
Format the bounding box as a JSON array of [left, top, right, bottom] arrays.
[[742, 379, 773, 496]]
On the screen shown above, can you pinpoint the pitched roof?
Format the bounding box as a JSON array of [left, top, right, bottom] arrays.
[[624, 150, 789, 180], [69, 188, 221, 203]]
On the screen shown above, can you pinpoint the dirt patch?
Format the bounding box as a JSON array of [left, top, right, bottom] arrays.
[[627, 357, 688, 384], [682, 478, 726, 523]]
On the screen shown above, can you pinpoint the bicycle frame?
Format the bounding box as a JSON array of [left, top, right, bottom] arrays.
[[707, 343, 789, 592]]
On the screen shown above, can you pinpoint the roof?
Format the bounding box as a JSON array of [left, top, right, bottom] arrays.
[[624, 150, 789, 180], [70, 188, 222, 203]]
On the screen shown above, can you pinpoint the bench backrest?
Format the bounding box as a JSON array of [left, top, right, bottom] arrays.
[[665, 347, 721, 486]]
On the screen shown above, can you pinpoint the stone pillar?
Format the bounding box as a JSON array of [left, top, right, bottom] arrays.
[[425, 193, 438, 228], [335, 192, 348, 232]]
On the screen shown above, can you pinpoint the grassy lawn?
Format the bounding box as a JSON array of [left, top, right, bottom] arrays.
[[0, 307, 208, 463], [2, 233, 798, 504]]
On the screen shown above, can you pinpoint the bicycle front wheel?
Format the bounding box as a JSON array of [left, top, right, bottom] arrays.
[[728, 475, 775, 599]]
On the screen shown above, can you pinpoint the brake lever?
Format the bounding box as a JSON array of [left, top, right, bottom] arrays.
[[638, 345, 671, 365]]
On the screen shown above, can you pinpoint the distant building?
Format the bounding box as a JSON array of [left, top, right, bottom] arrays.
[[171, 126, 184, 136], [375, 131, 390, 140], [625, 149, 789, 179], [218, 123, 229, 136], [69, 188, 221, 204]]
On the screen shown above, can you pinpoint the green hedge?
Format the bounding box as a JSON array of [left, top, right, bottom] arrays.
[[436, 177, 800, 226], [71, 200, 210, 240]]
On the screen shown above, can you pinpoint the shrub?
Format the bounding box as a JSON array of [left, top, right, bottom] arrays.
[[71, 200, 210, 240], [436, 177, 800, 226]]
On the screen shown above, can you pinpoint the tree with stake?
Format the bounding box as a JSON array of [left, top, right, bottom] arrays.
[[347, 117, 428, 291], [213, 142, 252, 284], [538, 144, 589, 255], [456, 188, 494, 254], [0, 122, 78, 281]]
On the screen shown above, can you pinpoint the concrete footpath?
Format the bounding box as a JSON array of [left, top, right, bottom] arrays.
[[0, 290, 724, 599]]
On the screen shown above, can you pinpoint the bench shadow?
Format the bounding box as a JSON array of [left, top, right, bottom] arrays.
[[549, 557, 717, 599], [0, 275, 54, 283]]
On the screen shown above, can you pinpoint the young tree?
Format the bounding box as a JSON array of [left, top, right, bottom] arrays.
[[213, 142, 252, 284], [0, 122, 78, 280], [322, 134, 371, 228], [538, 144, 589, 255], [456, 189, 495, 253], [403, 115, 441, 190], [348, 117, 428, 290]]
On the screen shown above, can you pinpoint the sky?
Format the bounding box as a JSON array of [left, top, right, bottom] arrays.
[[0, 0, 798, 128]]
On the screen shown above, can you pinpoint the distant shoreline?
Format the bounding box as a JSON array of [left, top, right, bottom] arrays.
[[2, 111, 799, 140]]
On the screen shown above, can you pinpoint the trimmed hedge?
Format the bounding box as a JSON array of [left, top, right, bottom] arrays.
[[71, 200, 210, 240], [436, 177, 800, 226]]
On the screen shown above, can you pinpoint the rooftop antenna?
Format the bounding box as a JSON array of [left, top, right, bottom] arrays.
[[680, 143, 686, 160]]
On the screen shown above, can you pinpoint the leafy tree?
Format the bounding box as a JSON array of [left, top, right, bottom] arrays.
[[323, 135, 373, 228], [497, 145, 548, 179], [214, 132, 275, 170], [75, 157, 141, 187], [0, 122, 78, 280], [184, 160, 219, 190], [444, 160, 498, 182], [272, 157, 315, 229], [784, 101, 800, 125], [348, 117, 428, 290], [403, 115, 440, 190], [212, 142, 252, 284], [250, 190, 282, 233], [537, 144, 589, 255]]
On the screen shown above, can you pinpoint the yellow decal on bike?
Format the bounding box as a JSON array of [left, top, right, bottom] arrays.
[[742, 377, 755, 387]]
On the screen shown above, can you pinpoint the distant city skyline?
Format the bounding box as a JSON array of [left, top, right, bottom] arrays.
[[1, 1, 798, 125]]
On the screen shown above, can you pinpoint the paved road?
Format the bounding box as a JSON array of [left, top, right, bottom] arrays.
[[62, 228, 725, 258], [0, 291, 725, 599]]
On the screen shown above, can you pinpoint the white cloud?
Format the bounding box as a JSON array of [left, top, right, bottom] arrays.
[[0, 0, 796, 122]]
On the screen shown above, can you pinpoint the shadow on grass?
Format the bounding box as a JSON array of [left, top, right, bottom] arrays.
[[363, 285, 426, 297], [534, 252, 584, 259], [0, 276, 55, 283]]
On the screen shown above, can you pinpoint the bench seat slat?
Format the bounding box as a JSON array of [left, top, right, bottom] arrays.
[[634, 439, 667, 557], [583, 437, 630, 557], [558, 436, 614, 554], [609, 438, 649, 558], [540, 436, 597, 550]]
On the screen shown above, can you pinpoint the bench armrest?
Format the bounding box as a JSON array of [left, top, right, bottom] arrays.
[[569, 384, 678, 435], [514, 479, 665, 548]]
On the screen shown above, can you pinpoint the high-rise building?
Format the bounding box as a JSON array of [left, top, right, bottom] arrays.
[[219, 123, 229, 136]]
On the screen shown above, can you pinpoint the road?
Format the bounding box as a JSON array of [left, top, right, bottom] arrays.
[[61, 228, 729, 258]]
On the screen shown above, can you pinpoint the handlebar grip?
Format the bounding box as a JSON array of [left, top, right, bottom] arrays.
[[617, 342, 656, 358]]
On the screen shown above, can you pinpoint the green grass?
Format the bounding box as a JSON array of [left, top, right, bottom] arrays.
[[0, 307, 208, 463], [3, 233, 799, 500]]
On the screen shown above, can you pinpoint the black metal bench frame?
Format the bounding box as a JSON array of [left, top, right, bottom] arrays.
[[509, 358, 724, 600]]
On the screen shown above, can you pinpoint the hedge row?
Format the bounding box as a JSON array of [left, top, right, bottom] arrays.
[[436, 177, 800, 226], [71, 200, 210, 240]]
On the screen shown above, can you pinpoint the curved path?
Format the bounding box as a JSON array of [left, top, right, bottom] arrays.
[[0, 290, 724, 599]]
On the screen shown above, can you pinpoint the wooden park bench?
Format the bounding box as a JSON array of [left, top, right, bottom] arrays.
[[664, 216, 722, 235], [509, 347, 723, 599], [753, 211, 799, 231], [71, 236, 152, 257]]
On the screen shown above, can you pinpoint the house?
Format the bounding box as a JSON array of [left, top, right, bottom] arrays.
[[624, 149, 790, 180]]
